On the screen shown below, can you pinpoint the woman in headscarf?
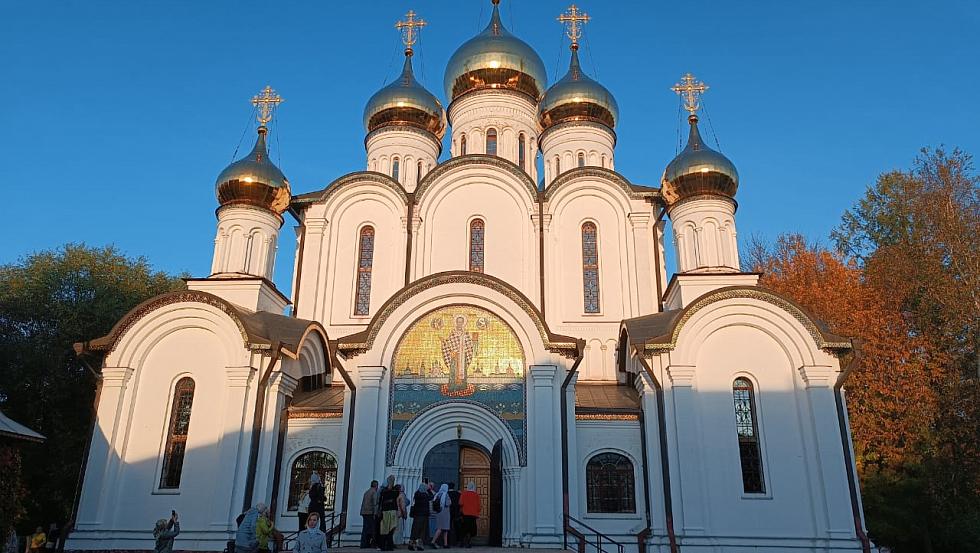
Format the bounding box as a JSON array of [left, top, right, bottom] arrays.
[[430, 484, 451, 549], [377, 475, 399, 551], [458, 482, 481, 548], [152, 511, 180, 553], [295, 512, 327, 553], [408, 482, 431, 551], [308, 472, 326, 532]]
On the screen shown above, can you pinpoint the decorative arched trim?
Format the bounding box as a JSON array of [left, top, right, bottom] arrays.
[[334, 271, 580, 358], [537, 120, 617, 147], [290, 171, 408, 210], [544, 166, 660, 202], [637, 286, 852, 353], [364, 125, 443, 154], [415, 155, 538, 205]]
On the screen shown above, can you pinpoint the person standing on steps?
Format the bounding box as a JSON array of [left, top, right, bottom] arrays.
[[447, 483, 461, 546], [295, 513, 328, 553], [298, 484, 311, 532], [360, 480, 379, 548], [408, 483, 431, 551], [458, 482, 481, 549], [308, 472, 326, 532], [377, 476, 400, 551], [430, 484, 451, 549]]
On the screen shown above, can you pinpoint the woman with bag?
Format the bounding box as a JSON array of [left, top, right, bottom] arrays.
[[297, 487, 311, 531], [429, 484, 451, 549], [408, 483, 430, 551]]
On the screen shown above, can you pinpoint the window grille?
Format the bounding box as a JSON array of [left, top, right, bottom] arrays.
[[469, 219, 485, 273], [160, 377, 195, 489], [353, 226, 375, 316], [288, 451, 338, 512], [582, 222, 600, 313], [733, 377, 765, 493], [586, 453, 636, 513]]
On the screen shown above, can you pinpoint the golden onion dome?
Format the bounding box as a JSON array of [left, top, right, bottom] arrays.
[[215, 126, 291, 214], [443, 0, 547, 102], [539, 47, 618, 131], [364, 51, 446, 138], [661, 115, 739, 206]]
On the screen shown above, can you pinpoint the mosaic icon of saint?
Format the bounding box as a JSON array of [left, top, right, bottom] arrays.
[[441, 316, 474, 393]]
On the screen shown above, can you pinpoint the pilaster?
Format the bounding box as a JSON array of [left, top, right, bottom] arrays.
[[528, 365, 560, 541], [211, 366, 257, 528], [665, 364, 707, 534]]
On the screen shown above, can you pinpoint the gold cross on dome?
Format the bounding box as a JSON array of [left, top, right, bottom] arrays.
[[558, 4, 590, 48], [251, 85, 283, 126], [671, 73, 708, 116], [395, 10, 427, 52]]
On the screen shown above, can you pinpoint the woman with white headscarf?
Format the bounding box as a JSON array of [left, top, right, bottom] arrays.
[[430, 484, 452, 548], [308, 472, 326, 532]]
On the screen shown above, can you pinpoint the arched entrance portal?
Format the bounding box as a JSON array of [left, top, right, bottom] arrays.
[[422, 440, 503, 546]]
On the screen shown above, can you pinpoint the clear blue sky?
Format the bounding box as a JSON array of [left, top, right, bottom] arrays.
[[4, 1, 978, 294]]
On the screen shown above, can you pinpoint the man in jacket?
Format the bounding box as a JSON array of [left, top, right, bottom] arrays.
[[360, 480, 379, 548]]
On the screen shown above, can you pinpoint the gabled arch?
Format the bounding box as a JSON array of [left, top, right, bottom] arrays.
[[545, 166, 660, 203], [415, 154, 538, 205], [289, 171, 408, 212]]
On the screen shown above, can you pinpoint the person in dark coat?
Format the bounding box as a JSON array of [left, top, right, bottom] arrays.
[[447, 483, 461, 546], [308, 472, 327, 532], [408, 483, 431, 551], [153, 511, 180, 553]]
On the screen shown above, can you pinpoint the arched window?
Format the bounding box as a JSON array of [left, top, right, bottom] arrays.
[[160, 377, 195, 489], [353, 226, 375, 316], [391, 157, 400, 181], [601, 154, 607, 168], [486, 128, 497, 156], [581, 222, 600, 313], [555, 155, 561, 175], [460, 133, 467, 155], [417, 160, 424, 183], [288, 451, 338, 512], [469, 219, 485, 273], [733, 377, 765, 493], [577, 152, 585, 167], [586, 453, 635, 513], [518, 133, 526, 170]]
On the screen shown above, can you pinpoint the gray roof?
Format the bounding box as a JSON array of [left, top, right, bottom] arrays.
[[0, 410, 45, 443]]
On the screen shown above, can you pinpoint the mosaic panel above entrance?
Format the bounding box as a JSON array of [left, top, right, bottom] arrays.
[[387, 305, 527, 464]]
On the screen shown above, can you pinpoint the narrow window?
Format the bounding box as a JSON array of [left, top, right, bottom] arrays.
[[581, 222, 600, 313], [469, 219, 485, 273], [391, 157, 400, 181], [518, 133, 527, 170], [160, 377, 195, 489], [578, 152, 586, 167], [353, 226, 375, 316], [460, 134, 467, 155], [288, 451, 338, 512], [417, 160, 424, 183], [601, 154, 607, 168], [555, 155, 561, 175], [486, 128, 497, 156], [586, 453, 636, 513], [733, 377, 765, 493]]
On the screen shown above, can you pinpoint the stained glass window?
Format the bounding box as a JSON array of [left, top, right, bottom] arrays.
[[733, 377, 765, 493], [582, 222, 600, 313], [518, 133, 526, 170], [586, 453, 635, 513], [469, 219, 485, 273], [391, 157, 400, 181], [288, 451, 338, 512], [486, 128, 497, 156], [578, 152, 585, 167], [354, 226, 375, 316], [460, 133, 467, 155], [160, 377, 195, 489]]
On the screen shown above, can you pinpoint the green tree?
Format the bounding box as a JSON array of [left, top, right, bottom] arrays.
[[0, 244, 183, 533]]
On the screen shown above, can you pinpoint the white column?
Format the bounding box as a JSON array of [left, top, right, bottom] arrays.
[[799, 364, 855, 538], [75, 367, 134, 529], [528, 365, 561, 542], [666, 364, 707, 535], [351, 366, 387, 503], [636, 370, 667, 535], [629, 211, 654, 315], [503, 467, 522, 546], [253, 371, 298, 507], [564, 371, 580, 518], [210, 366, 257, 528]]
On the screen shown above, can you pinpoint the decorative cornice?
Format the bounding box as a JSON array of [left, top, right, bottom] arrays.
[[364, 124, 443, 154], [335, 271, 580, 359], [288, 411, 343, 419], [215, 202, 284, 226], [414, 154, 538, 205], [447, 87, 539, 117], [544, 166, 660, 202], [575, 413, 639, 421], [643, 286, 853, 354], [538, 119, 617, 147], [290, 171, 408, 209]]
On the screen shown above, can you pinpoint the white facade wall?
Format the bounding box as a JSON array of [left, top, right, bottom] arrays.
[[540, 123, 616, 185], [668, 197, 740, 273], [277, 416, 348, 530], [211, 205, 281, 280], [365, 128, 440, 193], [448, 91, 539, 182]]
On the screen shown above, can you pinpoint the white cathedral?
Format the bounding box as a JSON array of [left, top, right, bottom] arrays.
[[66, 3, 873, 552]]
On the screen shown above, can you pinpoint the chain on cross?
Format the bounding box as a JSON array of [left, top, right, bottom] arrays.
[[395, 10, 427, 53], [251, 85, 283, 126], [558, 4, 590, 49], [671, 73, 708, 116]]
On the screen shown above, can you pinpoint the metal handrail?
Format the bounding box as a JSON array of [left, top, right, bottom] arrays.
[[564, 514, 626, 553], [279, 512, 345, 551]]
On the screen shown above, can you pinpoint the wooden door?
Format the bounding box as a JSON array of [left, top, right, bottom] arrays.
[[458, 446, 491, 541]]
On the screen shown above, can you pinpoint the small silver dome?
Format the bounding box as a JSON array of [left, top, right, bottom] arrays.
[[364, 52, 446, 137], [443, 1, 547, 102]]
